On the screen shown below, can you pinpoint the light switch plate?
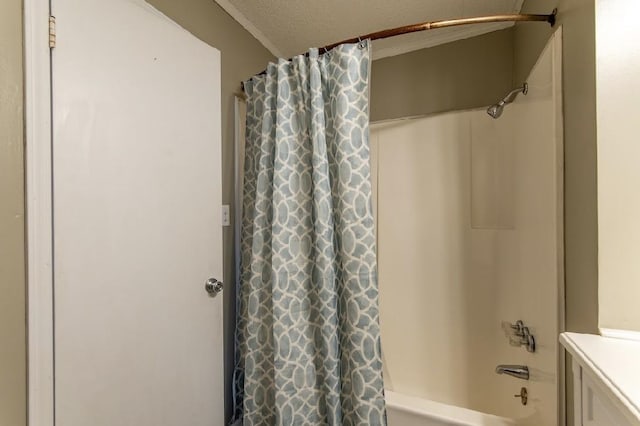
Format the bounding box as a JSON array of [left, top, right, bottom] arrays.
[[221, 205, 230, 226]]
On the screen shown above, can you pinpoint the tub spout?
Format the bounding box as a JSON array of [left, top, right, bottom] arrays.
[[495, 365, 529, 380]]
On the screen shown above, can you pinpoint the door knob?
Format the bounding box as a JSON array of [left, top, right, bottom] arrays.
[[205, 278, 223, 297]]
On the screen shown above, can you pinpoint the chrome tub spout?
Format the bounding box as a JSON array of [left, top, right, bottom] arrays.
[[495, 365, 529, 380]]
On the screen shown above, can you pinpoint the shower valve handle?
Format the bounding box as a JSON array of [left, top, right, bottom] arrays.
[[502, 320, 536, 353], [503, 320, 524, 334]]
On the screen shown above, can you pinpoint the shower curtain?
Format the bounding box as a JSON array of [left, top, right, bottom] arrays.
[[233, 40, 386, 426]]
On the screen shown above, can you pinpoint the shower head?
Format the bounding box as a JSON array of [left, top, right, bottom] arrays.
[[487, 102, 506, 119], [487, 83, 528, 119]]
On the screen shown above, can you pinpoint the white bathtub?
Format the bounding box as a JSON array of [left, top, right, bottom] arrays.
[[385, 390, 516, 426]]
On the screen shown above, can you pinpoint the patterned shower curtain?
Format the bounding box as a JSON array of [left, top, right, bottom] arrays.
[[233, 40, 386, 426]]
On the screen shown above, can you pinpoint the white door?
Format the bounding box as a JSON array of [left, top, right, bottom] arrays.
[[51, 0, 224, 424]]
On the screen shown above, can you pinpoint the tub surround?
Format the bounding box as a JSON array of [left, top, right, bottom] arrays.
[[371, 30, 562, 424], [560, 332, 640, 425]]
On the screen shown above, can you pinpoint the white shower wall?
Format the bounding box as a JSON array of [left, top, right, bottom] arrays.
[[371, 31, 563, 426]]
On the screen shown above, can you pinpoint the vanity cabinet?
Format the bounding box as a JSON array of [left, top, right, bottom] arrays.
[[561, 333, 640, 426], [573, 361, 631, 425]]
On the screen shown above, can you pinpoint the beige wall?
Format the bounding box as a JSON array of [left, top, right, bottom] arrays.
[[515, 0, 598, 336], [143, 0, 273, 421], [371, 28, 514, 122], [595, 0, 640, 332], [0, 0, 26, 425]]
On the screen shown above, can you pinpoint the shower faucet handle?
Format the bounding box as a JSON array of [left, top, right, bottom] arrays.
[[502, 320, 536, 353], [502, 320, 524, 335], [508, 328, 536, 352]]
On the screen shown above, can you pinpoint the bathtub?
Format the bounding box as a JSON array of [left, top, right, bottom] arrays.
[[385, 390, 515, 426]]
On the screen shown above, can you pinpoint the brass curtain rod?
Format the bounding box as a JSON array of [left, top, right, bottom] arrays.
[[324, 9, 556, 51], [243, 9, 557, 86]]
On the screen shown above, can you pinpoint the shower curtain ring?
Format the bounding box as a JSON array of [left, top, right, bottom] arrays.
[[357, 37, 366, 49]]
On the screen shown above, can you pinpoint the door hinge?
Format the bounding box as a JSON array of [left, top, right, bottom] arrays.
[[49, 16, 56, 48]]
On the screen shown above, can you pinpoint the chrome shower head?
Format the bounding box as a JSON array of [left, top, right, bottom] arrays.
[[487, 83, 528, 119], [487, 102, 506, 119]]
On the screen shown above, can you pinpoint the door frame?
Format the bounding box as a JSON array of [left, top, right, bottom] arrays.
[[24, 0, 55, 424]]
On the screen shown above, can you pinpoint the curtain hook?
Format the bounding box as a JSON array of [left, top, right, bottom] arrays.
[[357, 37, 366, 49]]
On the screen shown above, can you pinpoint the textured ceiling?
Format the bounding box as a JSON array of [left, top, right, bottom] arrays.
[[214, 0, 527, 59]]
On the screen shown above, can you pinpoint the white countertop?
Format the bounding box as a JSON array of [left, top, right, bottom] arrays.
[[560, 332, 640, 425]]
